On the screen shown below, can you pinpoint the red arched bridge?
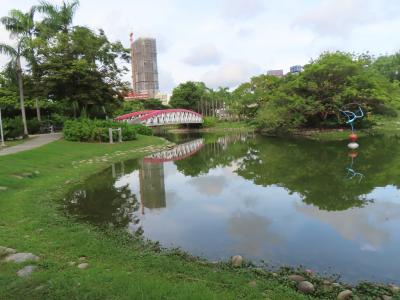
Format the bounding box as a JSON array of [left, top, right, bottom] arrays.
[[115, 109, 203, 126]]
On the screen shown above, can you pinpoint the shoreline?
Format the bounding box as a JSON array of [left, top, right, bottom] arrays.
[[0, 135, 398, 299]]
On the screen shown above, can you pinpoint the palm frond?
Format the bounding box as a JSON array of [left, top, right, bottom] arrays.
[[0, 43, 17, 57], [36, 1, 59, 17]]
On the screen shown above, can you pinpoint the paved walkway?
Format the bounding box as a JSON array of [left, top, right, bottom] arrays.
[[0, 133, 62, 156]]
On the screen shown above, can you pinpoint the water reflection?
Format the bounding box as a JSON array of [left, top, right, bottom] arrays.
[[346, 150, 364, 182], [65, 133, 400, 283], [67, 160, 140, 228]]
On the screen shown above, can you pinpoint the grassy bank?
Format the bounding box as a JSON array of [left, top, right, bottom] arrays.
[[302, 115, 400, 141], [0, 135, 308, 300]]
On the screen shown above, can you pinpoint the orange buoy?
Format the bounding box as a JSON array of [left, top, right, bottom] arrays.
[[349, 133, 358, 142], [348, 151, 358, 158]]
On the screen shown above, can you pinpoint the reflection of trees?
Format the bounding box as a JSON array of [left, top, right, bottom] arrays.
[[236, 136, 400, 211], [174, 133, 254, 177], [66, 160, 142, 229]]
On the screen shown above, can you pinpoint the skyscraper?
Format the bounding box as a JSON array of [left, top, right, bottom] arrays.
[[130, 33, 159, 98]]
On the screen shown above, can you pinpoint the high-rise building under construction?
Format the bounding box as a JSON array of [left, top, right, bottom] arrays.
[[130, 33, 159, 98]]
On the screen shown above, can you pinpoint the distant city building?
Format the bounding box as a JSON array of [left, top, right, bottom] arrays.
[[155, 92, 169, 105], [124, 90, 150, 101], [130, 33, 159, 99], [267, 69, 284, 77], [290, 65, 303, 74]]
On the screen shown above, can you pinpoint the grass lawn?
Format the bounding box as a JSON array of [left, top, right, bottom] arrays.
[[0, 135, 309, 300]]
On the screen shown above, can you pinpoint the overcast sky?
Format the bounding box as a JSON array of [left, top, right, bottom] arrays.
[[1, 0, 400, 93]]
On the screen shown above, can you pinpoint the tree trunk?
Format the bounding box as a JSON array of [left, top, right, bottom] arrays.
[[35, 99, 41, 121], [16, 57, 28, 137]]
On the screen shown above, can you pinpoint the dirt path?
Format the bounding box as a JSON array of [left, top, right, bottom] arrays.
[[0, 133, 62, 156]]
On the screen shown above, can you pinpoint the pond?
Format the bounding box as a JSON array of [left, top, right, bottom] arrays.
[[65, 132, 400, 284]]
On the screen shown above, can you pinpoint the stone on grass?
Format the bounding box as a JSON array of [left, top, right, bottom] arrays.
[[389, 284, 400, 293], [0, 186, 8, 191], [382, 295, 392, 300], [288, 274, 305, 282], [248, 281, 257, 288], [0, 246, 16, 257], [17, 265, 37, 278], [231, 255, 243, 267], [79, 256, 86, 261], [305, 269, 314, 276], [332, 282, 341, 288], [297, 281, 315, 294], [337, 290, 353, 300], [78, 263, 89, 269], [4, 253, 39, 263]]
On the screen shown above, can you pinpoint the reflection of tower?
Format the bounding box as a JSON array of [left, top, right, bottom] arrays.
[[139, 159, 166, 214]]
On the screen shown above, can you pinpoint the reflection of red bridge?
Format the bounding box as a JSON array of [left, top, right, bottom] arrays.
[[144, 139, 204, 163], [115, 109, 203, 126]]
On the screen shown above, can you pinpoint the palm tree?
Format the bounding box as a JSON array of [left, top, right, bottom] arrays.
[[1, 7, 42, 121], [37, 0, 79, 35], [0, 42, 29, 136]]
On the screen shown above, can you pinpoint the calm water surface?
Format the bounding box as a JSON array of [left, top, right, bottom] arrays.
[[65, 133, 400, 284]]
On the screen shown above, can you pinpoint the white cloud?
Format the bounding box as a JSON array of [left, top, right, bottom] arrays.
[[184, 44, 222, 66], [158, 69, 176, 93], [201, 61, 261, 88], [221, 0, 265, 21], [294, 0, 400, 37]]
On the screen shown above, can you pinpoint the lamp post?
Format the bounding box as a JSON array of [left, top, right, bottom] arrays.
[[0, 108, 5, 147]]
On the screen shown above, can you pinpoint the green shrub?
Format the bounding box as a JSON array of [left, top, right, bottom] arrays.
[[3, 117, 24, 139], [63, 119, 138, 142], [202, 116, 217, 128], [27, 119, 42, 134], [49, 113, 68, 127], [131, 124, 153, 136]]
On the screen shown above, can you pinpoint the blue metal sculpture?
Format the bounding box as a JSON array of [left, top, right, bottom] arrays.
[[339, 104, 364, 132]]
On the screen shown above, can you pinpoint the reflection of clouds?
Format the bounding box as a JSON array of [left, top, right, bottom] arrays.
[[360, 244, 379, 252], [243, 196, 257, 208], [227, 211, 281, 256], [295, 201, 400, 248], [188, 175, 227, 196], [164, 190, 180, 209], [202, 204, 229, 216]]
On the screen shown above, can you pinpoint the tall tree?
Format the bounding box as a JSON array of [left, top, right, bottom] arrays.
[[37, 26, 129, 118], [0, 42, 29, 135], [36, 0, 79, 36], [1, 7, 42, 121], [170, 81, 209, 111]]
